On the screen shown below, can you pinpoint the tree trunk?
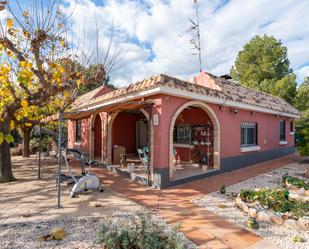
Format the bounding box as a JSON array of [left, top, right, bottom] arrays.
[[22, 126, 32, 157], [0, 121, 15, 182]]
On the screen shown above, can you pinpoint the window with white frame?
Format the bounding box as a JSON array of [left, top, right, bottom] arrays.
[[241, 122, 257, 147], [280, 120, 286, 141]]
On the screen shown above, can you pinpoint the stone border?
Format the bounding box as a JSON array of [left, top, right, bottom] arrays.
[[288, 188, 309, 203], [235, 196, 309, 231]]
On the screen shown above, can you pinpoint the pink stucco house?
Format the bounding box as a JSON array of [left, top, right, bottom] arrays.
[[66, 72, 300, 188]]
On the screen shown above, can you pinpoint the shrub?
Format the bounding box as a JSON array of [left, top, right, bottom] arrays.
[[292, 235, 305, 243], [219, 185, 226, 194], [239, 188, 309, 218], [30, 136, 54, 153], [247, 217, 259, 229], [96, 213, 185, 249], [239, 189, 256, 202], [283, 175, 309, 190]]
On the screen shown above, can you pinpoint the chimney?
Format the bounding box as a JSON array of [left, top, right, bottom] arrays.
[[188, 71, 221, 91]]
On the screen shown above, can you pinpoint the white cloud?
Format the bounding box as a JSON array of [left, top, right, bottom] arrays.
[[295, 66, 309, 83], [62, 0, 309, 86], [0, 9, 8, 25]]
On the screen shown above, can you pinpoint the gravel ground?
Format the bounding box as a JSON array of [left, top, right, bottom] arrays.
[[193, 162, 309, 249], [0, 215, 197, 249]]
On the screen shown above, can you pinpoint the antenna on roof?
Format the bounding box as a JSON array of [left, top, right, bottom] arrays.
[[179, 0, 202, 72]]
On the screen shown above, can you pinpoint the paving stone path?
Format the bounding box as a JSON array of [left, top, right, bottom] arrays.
[[93, 154, 301, 249]]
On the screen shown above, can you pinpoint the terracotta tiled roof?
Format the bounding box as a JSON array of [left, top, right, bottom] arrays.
[[72, 85, 113, 109], [72, 73, 300, 117]]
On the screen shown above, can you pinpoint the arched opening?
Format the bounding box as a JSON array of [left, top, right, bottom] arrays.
[[108, 109, 151, 181], [170, 101, 220, 180], [94, 114, 102, 158]]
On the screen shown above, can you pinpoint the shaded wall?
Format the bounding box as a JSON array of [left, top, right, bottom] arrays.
[[112, 112, 146, 155]]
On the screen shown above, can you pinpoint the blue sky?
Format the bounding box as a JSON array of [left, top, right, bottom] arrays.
[[3, 0, 309, 86]]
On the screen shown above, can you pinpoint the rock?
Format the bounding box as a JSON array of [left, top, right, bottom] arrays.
[[235, 196, 244, 209], [305, 167, 309, 178], [218, 203, 227, 209], [290, 192, 309, 202], [282, 212, 290, 220], [298, 188, 305, 195], [38, 234, 50, 241], [248, 208, 257, 218], [271, 215, 283, 225], [94, 203, 102, 208], [235, 197, 250, 213], [50, 228, 66, 240], [257, 211, 272, 223], [284, 219, 299, 229], [297, 217, 309, 230], [305, 190, 309, 196], [243, 204, 249, 213]]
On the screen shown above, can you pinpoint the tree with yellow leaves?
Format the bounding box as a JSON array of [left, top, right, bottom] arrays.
[[0, 0, 122, 182], [0, 0, 87, 182]]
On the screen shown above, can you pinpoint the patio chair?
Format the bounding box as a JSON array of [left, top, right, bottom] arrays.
[[137, 148, 149, 174], [142, 146, 149, 156]]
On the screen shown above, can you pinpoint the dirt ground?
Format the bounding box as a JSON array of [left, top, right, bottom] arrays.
[[0, 155, 144, 224]]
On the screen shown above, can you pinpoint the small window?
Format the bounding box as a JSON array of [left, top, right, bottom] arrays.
[[290, 121, 294, 133], [76, 120, 82, 142], [173, 125, 192, 144], [280, 120, 286, 141], [241, 123, 257, 147]]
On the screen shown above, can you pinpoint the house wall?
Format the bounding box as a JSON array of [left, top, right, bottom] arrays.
[[155, 95, 294, 159], [67, 118, 91, 154], [150, 94, 295, 187], [67, 93, 295, 188], [67, 112, 108, 159]]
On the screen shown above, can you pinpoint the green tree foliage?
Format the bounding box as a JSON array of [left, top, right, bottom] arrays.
[[293, 77, 309, 156], [79, 64, 116, 94], [230, 35, 297, 103], [294, 77, 309, 112], [295, 109, 309, 157]]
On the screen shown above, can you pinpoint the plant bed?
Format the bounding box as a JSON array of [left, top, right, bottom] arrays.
[[96, 213, 193, 249], [236, 188, 309, 231], [282, 175, 309, 202], [283, 175, 309, 190], [194, 162, 309, 249]]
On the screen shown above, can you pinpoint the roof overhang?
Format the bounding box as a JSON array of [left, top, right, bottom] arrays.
[[45, 100, 152, 121], [78, 86, 300, 119]]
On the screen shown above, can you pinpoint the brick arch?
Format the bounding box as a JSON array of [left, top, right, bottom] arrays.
[[169, 100, 220, 178]]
